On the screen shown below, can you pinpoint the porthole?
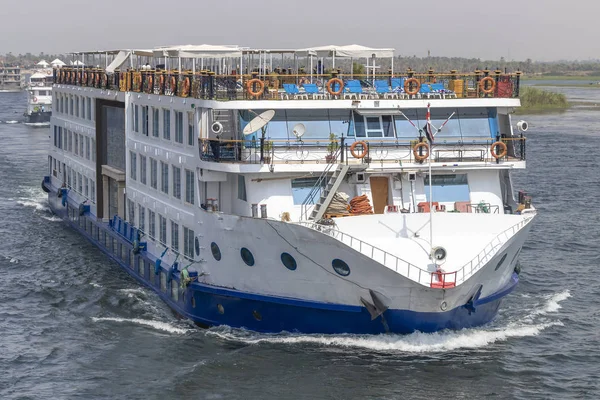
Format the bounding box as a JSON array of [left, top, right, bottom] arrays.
[[240, 247, 255, 266], [217, 304, 224, 314], [191, 296, 196, 308], [252, 310, 262, 321], [332, 259, 350, 276], [195, 237, 200, 257], [211, 242, 221, 261], [494, 253, 508, 271], [280, 252, 297, 271]]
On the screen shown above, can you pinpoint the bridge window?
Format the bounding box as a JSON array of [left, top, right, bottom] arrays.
[[424, 174, 470, 203], [353, 114, 394, 138]]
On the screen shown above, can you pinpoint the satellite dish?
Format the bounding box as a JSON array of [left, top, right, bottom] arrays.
[[211, 121, 223, 135], [517, 120, 528, 132], [242, 110, 275, 136], [292, 123, 306, 138]]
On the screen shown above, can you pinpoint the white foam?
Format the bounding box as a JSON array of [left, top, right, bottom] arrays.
[[4, 120, 19, 124], [533, 290, 571, 315], [89, 282, 103, 288], [92, 317, 189, 334], [9, 258, 19, 264], [41, 215, 62, 222], [24, 122, 50, 127], [118, 288, 148, 297], [17, 200, 50, 212]]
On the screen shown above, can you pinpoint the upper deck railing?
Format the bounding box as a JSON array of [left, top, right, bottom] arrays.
[[53, 68, 522, 101]]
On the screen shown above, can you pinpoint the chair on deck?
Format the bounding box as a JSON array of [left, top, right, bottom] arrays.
[[344, 80, 368, 99], [302, 83, 325, 99], [282, 83, 308, 100], [374, 80, 398, 99], [431, 83, 456, 99], [391, 78, 406, 99]]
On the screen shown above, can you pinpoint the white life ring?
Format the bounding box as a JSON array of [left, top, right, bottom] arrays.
[[33, 96, 38, 103]]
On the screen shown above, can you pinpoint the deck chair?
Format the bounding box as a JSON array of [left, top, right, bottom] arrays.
[[302, 83, 325, 99], [431, 83, 456, 99], [390, 78, 406, 99], [282, 83, 308, 100], [374, 80, 398, 99], [343, 80, 368, 99]]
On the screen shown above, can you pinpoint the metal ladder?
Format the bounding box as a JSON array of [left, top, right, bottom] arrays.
[[310, 163, 350, 221]]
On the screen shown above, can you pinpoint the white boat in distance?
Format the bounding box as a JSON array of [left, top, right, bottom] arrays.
[[43, 44, 535, 334]]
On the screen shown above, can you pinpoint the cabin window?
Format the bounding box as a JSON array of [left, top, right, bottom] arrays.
[[424, 174, 470, 203], [85, 137, 90, 160], [148, 210, 156, 240], [159, 214, 167, 245], [237, 175, 247, 201], [142, 106, 149, 136], [211, 242, 222, 261], [78, 173, 83, 193], [332, 259, 350, 276], [84, 177, 89, 197], [75, 96, 79, 118], [291, 177, 323, 205], [163, 109, 171, 140], [353, 113, 394, 138], [152, 108, 159, 137], [74, 134, 79, 156], [187, 112, 195, 146], [68, 131, 73, 152], [183, 227, 194, 260], [91, 139, 96, 162], [175, 111, 184, 143], [91, 181, 95, 202], [171, 279, 179, 302], [139, 155, 147, 185], [171, 221, 180, 253], [150, 158, 158, 189], [185, 169, 195, 205], [160, 161, 169, 194], [160, 272, 167, 292], [281, 253, 297, 271], [138, 205, 145, 233], [79, 135, 84, 157], [130, 151, 137, 181], [240, 248, 255, 266], [133, 105, 139, 133], [87, 97, 92, 121], [127, 199, 135, 224], [172, 166, 181, 200]]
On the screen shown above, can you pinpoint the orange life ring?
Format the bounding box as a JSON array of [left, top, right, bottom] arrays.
[[480, 77, 496, 94], [147, 75, 154, 93], [83, 72, 88, 84], [404, 78, 420, 96], [326, 78, 344, 96], [170, 76, 177, 93], [182, 77, 190, 96], [102, 73, 108, 88], [490, 141, 507, 159], [246, 78, 265, 97], [350, 141, 368, 159], [159, 74, 165, 89], [413, 142, 430, 161], [95, 72, 101, 86]]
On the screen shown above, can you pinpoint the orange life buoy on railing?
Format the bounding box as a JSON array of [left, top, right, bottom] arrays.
[[490, 141, 507, 159], [246, 78, 265, 97], [83, 72, 88, 84], [350, 141, 368, 159], [147, 74, 154, 93], [326, 78, 344, 96], [404, 78, 420, 96], [413, 142, 430, 161], [170, 76, 177, 94], [159, 74, 165, 90], [480, 77, 496, 94]]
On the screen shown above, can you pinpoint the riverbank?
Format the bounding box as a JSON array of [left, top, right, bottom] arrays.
[[517, 86, 570, 113]]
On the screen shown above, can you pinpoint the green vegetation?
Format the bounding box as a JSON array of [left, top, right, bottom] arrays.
[[518, 87, 570, 113]]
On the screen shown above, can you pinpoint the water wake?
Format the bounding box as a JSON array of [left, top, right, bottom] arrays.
[[206, 290, 570, 353], [91, 317, 190, 334]]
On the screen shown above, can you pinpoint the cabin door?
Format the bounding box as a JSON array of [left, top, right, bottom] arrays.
[[370, 177, 389, 214]]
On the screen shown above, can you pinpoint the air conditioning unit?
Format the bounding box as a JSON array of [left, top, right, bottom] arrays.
[[352, 172, 367, 184]]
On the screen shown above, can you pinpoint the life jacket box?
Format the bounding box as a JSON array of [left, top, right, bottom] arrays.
[[417, 201, 439, 213], [497, 80, 513, 98]]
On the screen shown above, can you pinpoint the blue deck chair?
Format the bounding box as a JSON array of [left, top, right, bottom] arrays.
[[390, 78, 406, 99], [374, 79, 397, 99], [302, 83, 325, 99], [431, 83, 456, 99], [282, 83, 308, 100], [344, 80, 368, 99], [419, 83, 436, 99]]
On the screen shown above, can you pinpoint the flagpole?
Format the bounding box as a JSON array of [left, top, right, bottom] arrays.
[[427, 103, 434, 262]]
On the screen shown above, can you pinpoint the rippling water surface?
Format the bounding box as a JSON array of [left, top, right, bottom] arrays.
[[0, 89, 598, 399]]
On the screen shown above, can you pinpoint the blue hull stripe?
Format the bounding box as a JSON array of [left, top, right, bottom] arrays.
[[45, 181, 518, 335]]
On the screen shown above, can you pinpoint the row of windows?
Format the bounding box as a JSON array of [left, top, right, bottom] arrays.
[[49, 157, 96, 202], [52, 126, 96, 163], [131, 105, 195, 146], [127, 199, 195, 260], [55, 92, 94, 121], [129, 152, 195, 205], [208, 242, 350, 276]]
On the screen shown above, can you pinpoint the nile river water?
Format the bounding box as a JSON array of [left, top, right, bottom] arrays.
[[0, 87, 599, 399]]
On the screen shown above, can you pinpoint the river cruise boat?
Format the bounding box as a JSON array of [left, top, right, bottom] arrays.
[[42, 44, 535, 334], [0, 64, 21, 92], [24, 67, 54, 124]]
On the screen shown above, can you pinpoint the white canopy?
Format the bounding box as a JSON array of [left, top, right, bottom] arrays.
[[71, 60, 84, 66], [105, 50, 131, 73], [36, 60, 49, 67], [296, 44, 394, 59], [51, 58, 65, 66], [30, 71, 51, 79], [153, 44, 242, 59]]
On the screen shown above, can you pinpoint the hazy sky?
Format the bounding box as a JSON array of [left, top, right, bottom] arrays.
[[2, 0, 599, 61]]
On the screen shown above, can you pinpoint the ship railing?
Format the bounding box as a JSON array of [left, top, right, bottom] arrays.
[[453, 215, 534, 284], [198, 136, 526, 164], [54, 68, 522, 100], [296, 221, 433, 286]]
